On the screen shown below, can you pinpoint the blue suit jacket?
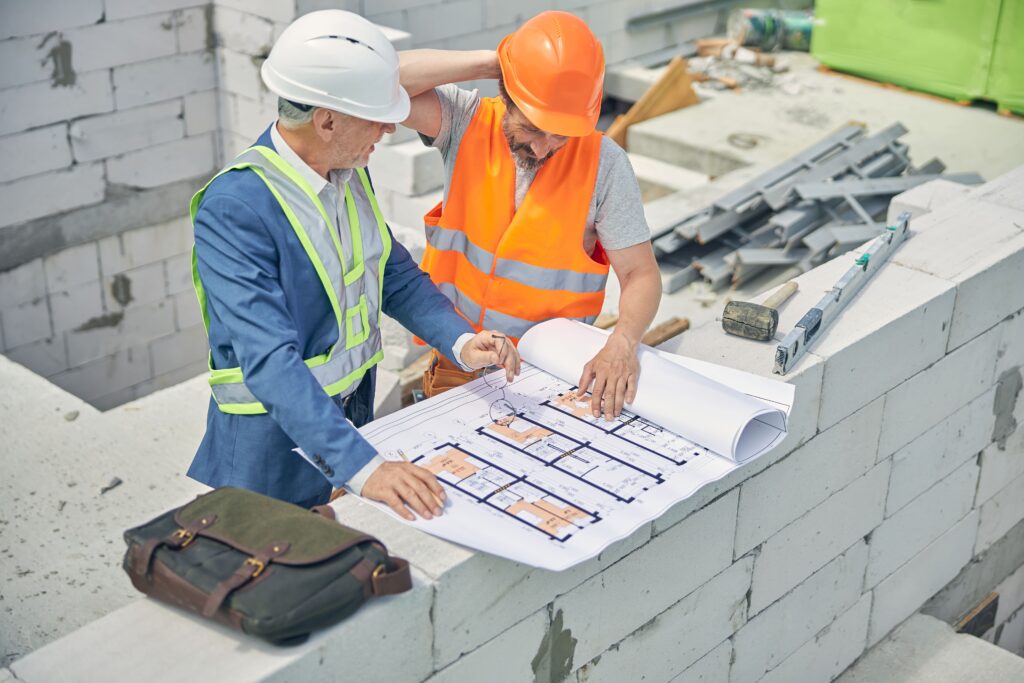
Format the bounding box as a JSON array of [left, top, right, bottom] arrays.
[[188, 126, 473, 506]]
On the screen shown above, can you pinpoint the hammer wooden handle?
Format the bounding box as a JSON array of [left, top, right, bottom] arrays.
[[763, 281, 799, 310]]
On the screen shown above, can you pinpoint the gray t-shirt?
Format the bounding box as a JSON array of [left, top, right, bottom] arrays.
[[423, 84, 650, 255]]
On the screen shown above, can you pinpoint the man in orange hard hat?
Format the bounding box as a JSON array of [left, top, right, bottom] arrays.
[[400, 11, 662, 420]]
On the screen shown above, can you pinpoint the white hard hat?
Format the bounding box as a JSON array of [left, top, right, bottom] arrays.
[[261, 10, 410, 123]]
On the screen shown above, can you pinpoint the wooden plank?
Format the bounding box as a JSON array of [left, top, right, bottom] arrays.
[[641, 317, 690, 346], [607, 56, 699, 149]]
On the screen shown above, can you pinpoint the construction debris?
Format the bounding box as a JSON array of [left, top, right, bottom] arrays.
[[651, 122, 984, 293]]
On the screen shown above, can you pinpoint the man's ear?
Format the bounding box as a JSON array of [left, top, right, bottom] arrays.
[[312, 108, 334, 140]]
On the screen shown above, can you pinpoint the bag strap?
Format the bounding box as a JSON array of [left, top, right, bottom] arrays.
[[351, 556, 412, 597], [138, 514, 219, 578], [202, 541, 291, 618]]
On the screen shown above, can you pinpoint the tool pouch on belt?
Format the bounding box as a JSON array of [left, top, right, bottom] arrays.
[[423, 348, 484, 398], [122, 487, 411, 645]]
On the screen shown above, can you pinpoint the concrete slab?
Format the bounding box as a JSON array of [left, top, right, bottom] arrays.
[[0, 356, 209, 666], [837, 614, 1024, 682]]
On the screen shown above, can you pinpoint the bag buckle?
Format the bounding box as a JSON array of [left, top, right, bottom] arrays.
[[372, 564, 386, 580], [173, 528, 196, 548], [245, 557, 266, 577]]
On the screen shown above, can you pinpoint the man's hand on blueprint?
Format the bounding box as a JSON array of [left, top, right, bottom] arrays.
[[577, 332, 640, 420], [460, 329, 522, 383], [362, 462, 447, 521]]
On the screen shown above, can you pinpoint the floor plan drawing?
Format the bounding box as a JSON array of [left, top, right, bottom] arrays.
[[360, 349, 792, 570]]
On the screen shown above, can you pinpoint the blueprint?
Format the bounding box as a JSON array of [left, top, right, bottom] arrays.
[[358, 319, 794, 570]]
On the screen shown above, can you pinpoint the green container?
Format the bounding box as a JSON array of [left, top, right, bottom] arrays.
[[812, 0, 1024, 115]]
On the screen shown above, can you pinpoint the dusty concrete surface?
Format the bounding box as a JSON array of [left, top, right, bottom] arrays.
[[0, 357, 208, 665], [837, 614, 1024, 682]]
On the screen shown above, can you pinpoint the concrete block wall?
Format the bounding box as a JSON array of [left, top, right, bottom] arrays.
[[7, 168, 1024, 681], [0, 217, 208, 410]]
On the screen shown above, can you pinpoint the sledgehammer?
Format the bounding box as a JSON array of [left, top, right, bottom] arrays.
[[721, 281, 799, 341]]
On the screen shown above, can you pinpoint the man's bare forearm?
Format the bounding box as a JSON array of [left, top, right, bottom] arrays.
[[610, 267, 661, 348], [399, 49, 499, 98]]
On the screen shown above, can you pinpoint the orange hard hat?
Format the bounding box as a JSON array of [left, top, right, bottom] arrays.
[[497, 11, 605, 137]]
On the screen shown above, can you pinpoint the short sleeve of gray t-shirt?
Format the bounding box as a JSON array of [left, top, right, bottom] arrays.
[[422, 83, 651, 254]]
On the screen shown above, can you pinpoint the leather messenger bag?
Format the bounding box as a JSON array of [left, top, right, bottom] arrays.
[[122, 487, 411, 645]]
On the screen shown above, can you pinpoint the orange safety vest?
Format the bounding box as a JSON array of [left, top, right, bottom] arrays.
[[420, 96, 609, 343]]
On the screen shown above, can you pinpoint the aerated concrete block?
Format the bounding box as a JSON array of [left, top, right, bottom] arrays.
[[0, 297, 51, 349], [670, 639, 732, 683], [993, 562, 1024, 629], [113, 52, 217, 110], [0, 124, 72, 183], [406, 0, 484, 43], [430, 519, 653, 668], [212, 6, 276, 55], [0, 34, 52, 90], [172, 289, 202, 330], [892, 197, 1024, 352], [996, 311, 1024, 379], [104, 260, 168, 309], [215, 0, 297, 24], [749, 461, 888, 614], [42, 242, 100, 294], [98, 217, 194, 275], [104, 0, 206, 21], [3, 336, 69, 377], [732, 541, 868, 683], [10, 573, 435, 683], [150, 323, 207, 376], [886, 178, 973, 223], [0, 0, 103, 40], [174, 7, 209, 54], [866, 459, 979, 588], [969, 164, 1024, 212], [868, 511, 979, 645], [0, 259, 46, 309], [735, 397, 883, 557], [886, 389, 994, 515], [66, 299, 176, 366], [424, 610, 548, 683], [219, 91, 277, 143], [976, 471, 1024, 555], [106, 134, 217, 189], [71, 100, 185, 163], [977, 426, 1024, 507], [373, 367, 401, 417], [799, 257, 956, 431], [218, 48, 265, 101], [367, 140, 444, 196], [63, 13, 178, 72], [0, 70, 113, 138], [48, 281, 104, 336], [183, 90, 218, 137], [575, 558, 752, 683], [0, 161, 106, 229], [555, 490, 738, 668], [878, 324, 1001, 457], [760, 593, 871, 683], [50, 344, 152, 402], [133, 358, 207, 397]]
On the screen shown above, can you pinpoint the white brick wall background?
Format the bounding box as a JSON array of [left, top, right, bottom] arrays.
[[0, 0, 754, 408], [6, 169, 1024, 682]]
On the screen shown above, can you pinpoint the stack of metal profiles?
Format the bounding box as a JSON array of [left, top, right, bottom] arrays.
[[652, 123, 984, 292]]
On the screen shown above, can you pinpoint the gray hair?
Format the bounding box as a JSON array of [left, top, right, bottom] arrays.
[[278, 97, 315, 128]]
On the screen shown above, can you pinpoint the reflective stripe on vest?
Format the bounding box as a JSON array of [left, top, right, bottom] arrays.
[[419, 96, 608, 343], [190, 145, 392, 415]]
